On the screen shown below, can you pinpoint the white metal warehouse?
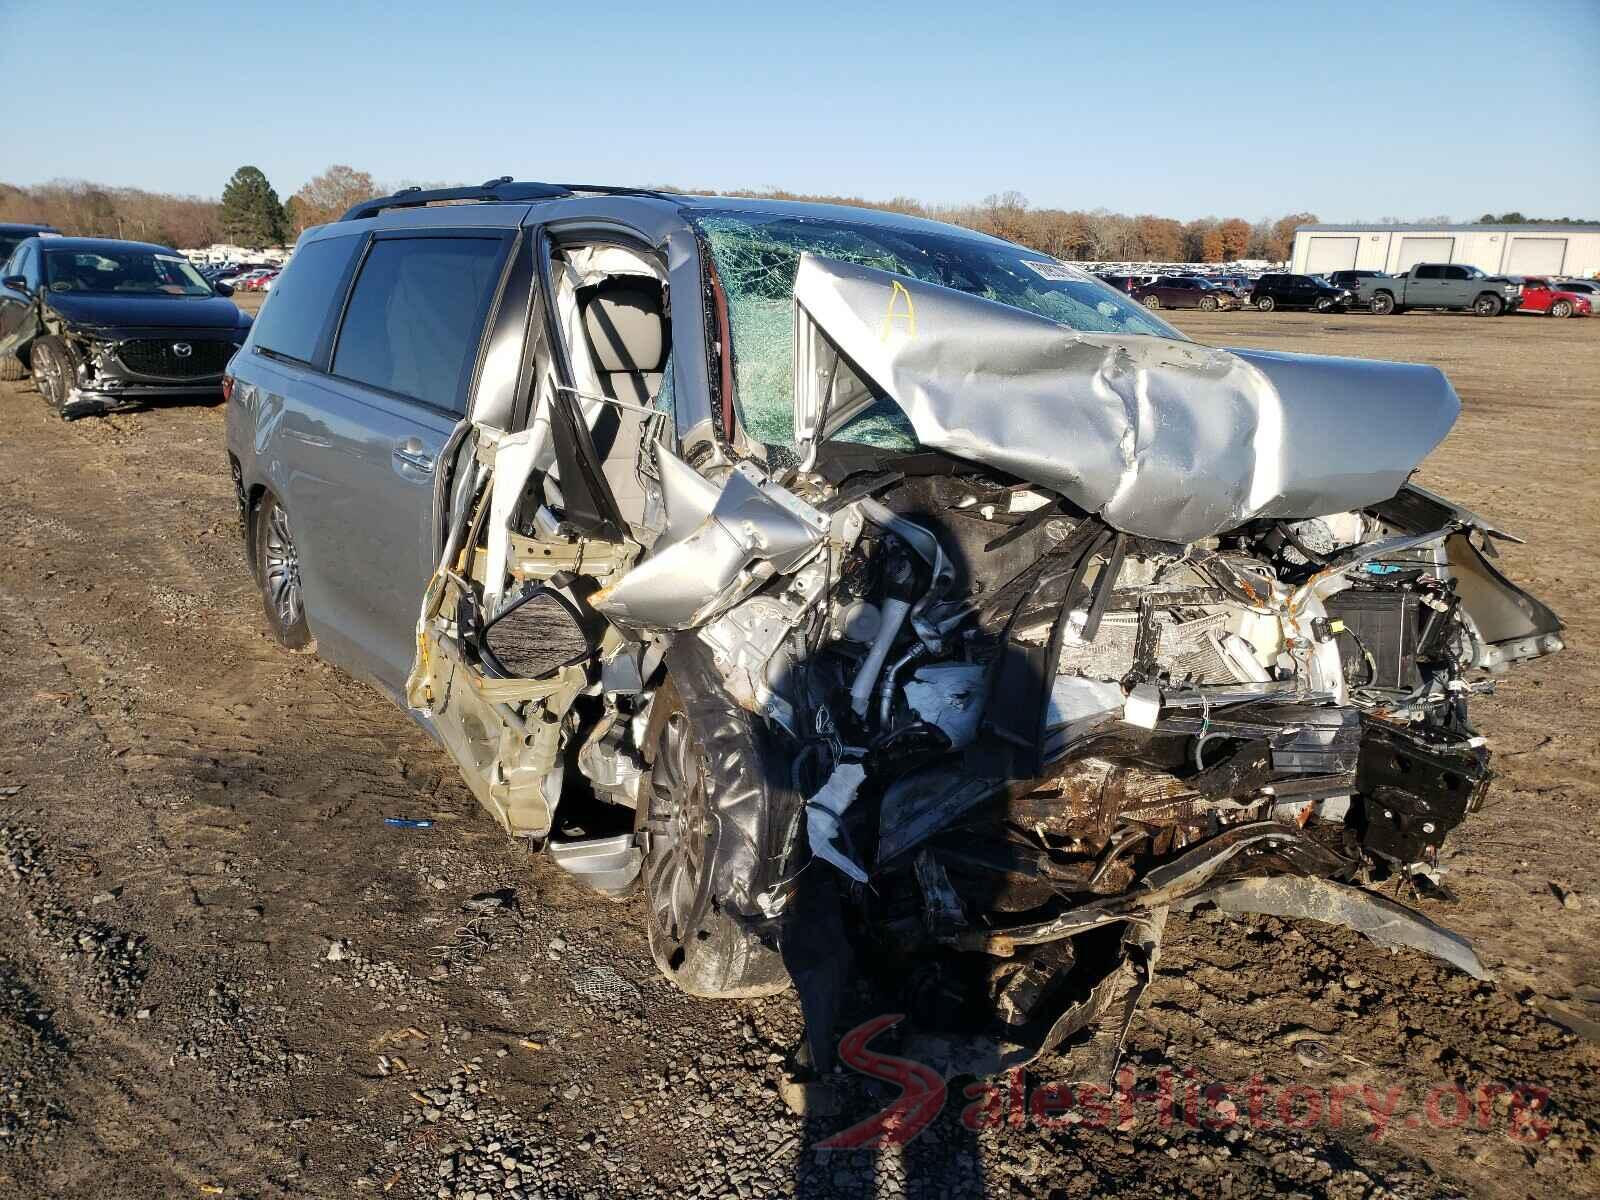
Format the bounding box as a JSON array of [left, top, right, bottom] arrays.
[[1291, 223, 1600, 279]]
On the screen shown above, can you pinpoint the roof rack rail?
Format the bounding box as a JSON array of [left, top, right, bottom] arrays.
[[340, 177, 574, 222], [339, 178, 679, 222]]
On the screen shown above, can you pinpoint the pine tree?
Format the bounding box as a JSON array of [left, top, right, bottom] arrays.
[[218, 166, 285, 249]]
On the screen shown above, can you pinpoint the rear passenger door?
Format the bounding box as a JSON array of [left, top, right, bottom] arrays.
[[1441, 265, 1474, 306], [287, 230, 515, 695], [1409, 264, 1446, 306]]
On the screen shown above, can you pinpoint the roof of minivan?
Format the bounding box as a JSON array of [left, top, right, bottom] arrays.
[[333, 189, 1019, 251]]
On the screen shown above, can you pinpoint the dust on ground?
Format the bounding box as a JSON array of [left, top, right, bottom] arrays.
[[0, 302, 1595, 1199]]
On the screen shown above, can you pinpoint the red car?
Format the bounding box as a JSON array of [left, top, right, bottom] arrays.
[[1517, 277, 1592, 318]]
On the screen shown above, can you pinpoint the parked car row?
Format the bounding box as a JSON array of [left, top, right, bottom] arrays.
[[1100, 264, 1594, 319], [200, 262, 283, 291]]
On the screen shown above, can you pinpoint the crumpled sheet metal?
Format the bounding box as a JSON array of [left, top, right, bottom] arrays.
[[793, 254, 1460, 544], [593, 455, 827, 629], [1179, 874, 1490, 980], [903, 910, 1167, 1084]]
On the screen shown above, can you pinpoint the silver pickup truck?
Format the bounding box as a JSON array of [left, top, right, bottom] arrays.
[[1358, 263, 1523, 316]]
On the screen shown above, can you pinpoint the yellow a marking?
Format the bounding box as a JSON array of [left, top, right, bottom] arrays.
[[880, 280, 917, 340]]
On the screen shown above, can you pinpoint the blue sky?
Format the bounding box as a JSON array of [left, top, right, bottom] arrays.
[[3, 0, 1596, 221]]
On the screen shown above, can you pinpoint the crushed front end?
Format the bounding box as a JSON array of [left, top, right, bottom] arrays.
[[408, 241, 1564, 1085]]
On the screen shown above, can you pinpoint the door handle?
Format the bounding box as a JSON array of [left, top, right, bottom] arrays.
[[393, 438, 435, 475]]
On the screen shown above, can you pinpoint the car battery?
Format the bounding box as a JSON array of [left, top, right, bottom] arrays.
[[1324, 589, 1422, 691]]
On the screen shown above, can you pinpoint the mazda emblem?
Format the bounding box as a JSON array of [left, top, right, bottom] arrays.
[[173, 342, 193, 358]]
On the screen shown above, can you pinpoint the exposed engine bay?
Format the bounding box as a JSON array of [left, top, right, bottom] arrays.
[[406, 248, 1565, 1082]]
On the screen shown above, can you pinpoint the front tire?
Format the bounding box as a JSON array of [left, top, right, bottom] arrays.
[[254, 493, 312, 649], [1473, 294, 1504, 317], [30, 337, 73, 416], [1551, 299, 1573, 319], [1370, 292, 1396, 316], [639, 680, 789, 999], [1313, 296, 1335, 313], [0, 352, 26, 382], [1199, 295, 1219, 312], [1256, 295, 1276, 312]]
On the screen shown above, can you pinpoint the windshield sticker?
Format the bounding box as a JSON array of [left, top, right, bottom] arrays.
[[1020, 258, 1080, 282]]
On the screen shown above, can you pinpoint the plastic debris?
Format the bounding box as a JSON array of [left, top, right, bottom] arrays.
[[383, 817, 434, 829], [805, 762, 868, 882], [569, 964, 641, 1005]]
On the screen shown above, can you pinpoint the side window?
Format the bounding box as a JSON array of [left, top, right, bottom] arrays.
[[253, 234, 363, 364], [1444, 266, 1470, 281], [1415, 264, 1443, 280], [331, 236, 505, 414], [10, 243, 37, 285]]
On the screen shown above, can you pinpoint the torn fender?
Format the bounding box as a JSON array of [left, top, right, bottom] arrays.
[[793, 255, 1459, 544]]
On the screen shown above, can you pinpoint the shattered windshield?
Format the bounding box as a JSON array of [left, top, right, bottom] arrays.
[[693, 210, 1181, 452], [43, 248, 213, 297]]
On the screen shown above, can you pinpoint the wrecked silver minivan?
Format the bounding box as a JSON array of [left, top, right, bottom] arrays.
[[226, 184, 1564, 1080]]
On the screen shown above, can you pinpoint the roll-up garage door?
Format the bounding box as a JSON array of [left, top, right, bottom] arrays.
[[1505, 238, 1567, 275], [1304, 236, 1360, 273], [1396, 237, 1454, 271]]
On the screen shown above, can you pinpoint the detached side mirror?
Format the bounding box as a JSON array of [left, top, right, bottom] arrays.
[[478, 584, 597, 679], [213, 282, 234, 297], [2, 275, 29, 294]]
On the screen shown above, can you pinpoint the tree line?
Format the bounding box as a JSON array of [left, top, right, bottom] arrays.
[[4, 164, 1590, 262]]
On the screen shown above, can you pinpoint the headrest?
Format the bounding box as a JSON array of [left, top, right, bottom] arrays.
[[580, 277, 666, 374]]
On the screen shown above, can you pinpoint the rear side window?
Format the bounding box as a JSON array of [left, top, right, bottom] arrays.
[[1415, 265, 1443, 279], [331, 237, 505, 414], [253, 235, 363, 363]]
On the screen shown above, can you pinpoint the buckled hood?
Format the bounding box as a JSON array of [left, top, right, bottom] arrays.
[[793, 255, 1460, 544]]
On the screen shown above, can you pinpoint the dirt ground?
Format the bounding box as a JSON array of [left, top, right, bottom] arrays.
[[0, 299, 1596, 1200]]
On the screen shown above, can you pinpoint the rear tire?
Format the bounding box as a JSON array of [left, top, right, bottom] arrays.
[[1473, 294, 1504, 317], [1370, 292, 1396, 316], [1256, 295, 1276, 312], [0, 352, 26, 382], [638, 679, 789, 999], [253, 492, 312, 650], [1551, 299, 1573, 319], [1142, 295, 1161, 310]]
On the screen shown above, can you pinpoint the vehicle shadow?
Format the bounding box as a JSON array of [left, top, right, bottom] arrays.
[[774, 646, 1074, 1198]]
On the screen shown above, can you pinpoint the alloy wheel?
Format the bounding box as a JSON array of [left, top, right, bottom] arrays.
[[644, 712, 710, 947], [262, 503, 304, 629], [33, 346, 67, 410]]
